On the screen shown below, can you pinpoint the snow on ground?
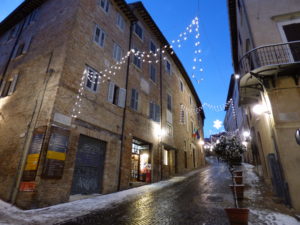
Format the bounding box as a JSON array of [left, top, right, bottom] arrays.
[[242, 163, 262, 200], [0, 170, 199, 225], [250, 209, 300, 225]]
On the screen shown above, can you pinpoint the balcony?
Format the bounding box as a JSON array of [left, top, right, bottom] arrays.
[[238, 41, 300, 105]]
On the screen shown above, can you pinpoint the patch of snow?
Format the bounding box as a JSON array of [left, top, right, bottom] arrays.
[[250, 209, 300, 225]]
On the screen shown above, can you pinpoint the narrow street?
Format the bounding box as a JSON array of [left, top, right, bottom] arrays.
[[57, 157, 299, 225]]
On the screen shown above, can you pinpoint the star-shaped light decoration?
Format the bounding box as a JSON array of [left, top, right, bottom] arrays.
[[213, 119, 223, 130]]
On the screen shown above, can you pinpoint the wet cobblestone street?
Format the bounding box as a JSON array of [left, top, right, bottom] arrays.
[[60, 158, 235, 225]]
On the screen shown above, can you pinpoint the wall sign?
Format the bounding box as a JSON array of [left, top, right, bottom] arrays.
[[21, 127, 46, 182], [296, 129, 300, 145], [42, 126, 70, 179]]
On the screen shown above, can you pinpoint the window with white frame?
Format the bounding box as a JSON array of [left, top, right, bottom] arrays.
[[116, 12, 125, 31], [150, 41, 156, 53], [149, 102, 160, 122], [133, 22, 143, 40], [113, 42, 122, 62], [108, 81, 126, 107], [165, 60, 171, 75], [94, 25, 106, 47], [130, 88, 139, 111], [99, 0, 110, 13], [150, 64, 156, 82], [85, 66, 100, 92]]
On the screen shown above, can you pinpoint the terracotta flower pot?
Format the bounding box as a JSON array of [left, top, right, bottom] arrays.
[[234, 171, 243, 176], [234, 176, 243, 184], [229, 184, 244, 200], [225, 208, 249, 225]]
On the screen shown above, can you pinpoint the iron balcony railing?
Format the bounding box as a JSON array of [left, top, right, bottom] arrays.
[[239, 40, 300, 76]]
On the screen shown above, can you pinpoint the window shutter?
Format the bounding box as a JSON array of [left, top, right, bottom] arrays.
[[118, 88, 126, 108], [135, 91, 139, 110], [23, 36, 32, 54], [130, 89, 135, 109], [155, 104, 160, 122], [108, 82, 115, 103], [0, 81, 6, 97], [8, 74, 19, 96], [149, 102, 154, 119]]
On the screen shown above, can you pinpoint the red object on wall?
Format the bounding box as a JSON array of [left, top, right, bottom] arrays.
[[146, 169, 151, 183]]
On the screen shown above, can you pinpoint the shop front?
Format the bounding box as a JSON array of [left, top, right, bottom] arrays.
[[131, 139, 151, 184]]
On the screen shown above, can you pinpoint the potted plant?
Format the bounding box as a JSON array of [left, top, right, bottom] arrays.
[[214, 134, 249, 225]]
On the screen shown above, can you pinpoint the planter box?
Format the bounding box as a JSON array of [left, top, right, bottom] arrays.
[[234, 171, 243, 176], [225, 208, 249, 225], [234, 176, 243, 184], [229, 184, 245, 200]]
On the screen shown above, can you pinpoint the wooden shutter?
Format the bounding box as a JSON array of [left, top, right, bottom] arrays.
[[135, 91, 139, 110], [0, 80, 6, 97], [23, 36, 32, 54], [149, 102, 154, 119], [155, 104, 160, 122], [8, 74, 19, 96], [107, 82, 115, 103], [118, 88, 126, 108]]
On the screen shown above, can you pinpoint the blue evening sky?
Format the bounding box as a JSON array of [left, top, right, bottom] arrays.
[[0, 0, 233, 137]]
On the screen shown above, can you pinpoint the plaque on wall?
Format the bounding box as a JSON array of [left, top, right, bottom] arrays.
[[42, 126, 70, 179], [21, 126, 47, 182]]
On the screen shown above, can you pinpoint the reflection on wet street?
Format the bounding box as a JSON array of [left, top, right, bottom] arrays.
[[60, 157, 235, 225]]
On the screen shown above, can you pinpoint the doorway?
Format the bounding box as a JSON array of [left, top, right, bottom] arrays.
[[131, 139, 151, 183], [71, 135, 106, 195]]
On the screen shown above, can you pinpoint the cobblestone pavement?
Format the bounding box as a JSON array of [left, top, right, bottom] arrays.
[[58, 157, 297, 225]]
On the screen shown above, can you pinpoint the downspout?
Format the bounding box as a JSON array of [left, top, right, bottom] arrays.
[[10, 52, 54, 204], [117, 21, 134, 191], [159, 45, 163, 180]]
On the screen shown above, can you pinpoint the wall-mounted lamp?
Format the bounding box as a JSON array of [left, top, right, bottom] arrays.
[[296, 129, 300, 145], [234, 74, 240, 79]]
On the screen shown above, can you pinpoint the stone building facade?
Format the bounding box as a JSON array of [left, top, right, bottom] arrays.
[[0, 0, 205, 209], [228, 0, 300, 211]]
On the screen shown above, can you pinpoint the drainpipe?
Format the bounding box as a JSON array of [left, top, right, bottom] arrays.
[[10, 52, 54, 204], [159, 45, 163, 180], [117, 21, 134, 191]]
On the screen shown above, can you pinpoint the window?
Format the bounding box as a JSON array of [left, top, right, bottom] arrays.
[[108, 81, 126, 107], [180, 80, 184, 92], [15, 43, 25, 57], [180, 105, 185, 124], [85, 66, 100, 92], [113, 43, 122, 62], [7, 25, 19, 41], [165, 60, 171, 75], [150, 64, 156, 82], [184, 151, 187, 168], [13, 36, 33, 58], [99, 0, 110, 13], [134, 22, 143, 40], [116, 12, 125, 31], [149, 102, 160, 122], [167, 124, 173, 136], [130, 89, 139, 111], [25, 9, 38, 27], [150, 41, 156, 53], [167, 94, 172, 111], [133, 48, 141, 68], [94, 25, 106, 47], [0, 74, 19, 97]]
